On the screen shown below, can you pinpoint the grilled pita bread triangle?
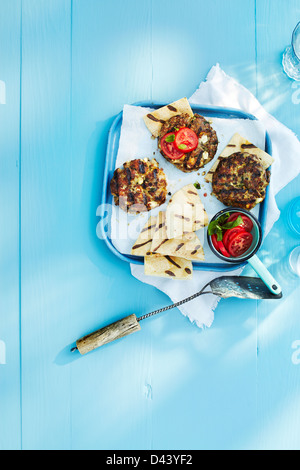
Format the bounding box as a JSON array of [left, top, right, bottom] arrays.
[[165, 184, 208, 239], [144, 253, 193, 280], [143, 98, 194, 138], [131, 216, 157, 256], [151, 212, 205, 261], [205, 133, 274, 183]]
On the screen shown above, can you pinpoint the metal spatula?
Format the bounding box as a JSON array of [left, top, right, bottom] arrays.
[[71, 276, 282, 356]]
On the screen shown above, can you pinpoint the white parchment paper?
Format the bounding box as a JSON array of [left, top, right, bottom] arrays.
[[110, 103, 266, 264]]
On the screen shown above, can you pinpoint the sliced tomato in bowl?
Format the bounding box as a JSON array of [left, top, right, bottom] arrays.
[[211, 233, 219, 251], [223, 226, 247, 250], [217, 240, 231, 258], [160, 132, 185, 160], [174, 127, 198, 153], [211, 234, 231, 258], [227, 231, 253, 257], [226, 212, 253, 232]]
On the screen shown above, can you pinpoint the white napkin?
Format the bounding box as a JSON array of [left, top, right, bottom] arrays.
[[112, 105, 264, 257], [131, 64, 300, 328]]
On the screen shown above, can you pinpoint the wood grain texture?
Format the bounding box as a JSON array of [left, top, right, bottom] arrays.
[[1, 0, 300, 451], [69, 0, 259, 451], [254, 0, 300, 450], [70, 0, 156, 450], [151, 0, 258, 100], [76, 314, 141, 355], [0, 0, 22, 450], [20, 0, 73, 450]]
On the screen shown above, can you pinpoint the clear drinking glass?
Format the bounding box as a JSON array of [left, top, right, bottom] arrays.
[[286, 197, 300, 277], [286, 197, 300, 236], [283, 21, 300, 80], [289, 247, 300, 276]]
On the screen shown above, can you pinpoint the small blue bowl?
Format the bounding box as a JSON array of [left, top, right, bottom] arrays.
[[207, 207, 262, 263], [207, 207, 282, 296]]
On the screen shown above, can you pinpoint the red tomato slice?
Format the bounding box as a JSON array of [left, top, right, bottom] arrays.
[[211, 234, 220, 251], [223, 227, 247, 249], [217, 240, 231, 258], [174, 127, 198, 153], [227, 212, 253, 232], [227, 231, 253, 257], [227, 213, 240, 223], [160, 132, 185, 160], [211, 234, 231, 257]]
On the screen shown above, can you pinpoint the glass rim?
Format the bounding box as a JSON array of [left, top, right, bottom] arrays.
[[292, 21, 300, 60]]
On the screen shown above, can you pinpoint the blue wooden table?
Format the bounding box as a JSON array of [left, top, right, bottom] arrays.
[[1, 0, 300, 451]]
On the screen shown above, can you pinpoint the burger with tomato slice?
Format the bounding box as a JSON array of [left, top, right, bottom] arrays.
[[158, 113, 218, 173]]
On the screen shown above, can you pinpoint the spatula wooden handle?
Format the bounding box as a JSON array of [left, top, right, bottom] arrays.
[[76, 314, 141, 355]]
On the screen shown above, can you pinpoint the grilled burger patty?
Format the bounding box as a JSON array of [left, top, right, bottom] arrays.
[[158, 113, 218, 172], [212, 152, 270, 210], [110, 158, 167, 213]]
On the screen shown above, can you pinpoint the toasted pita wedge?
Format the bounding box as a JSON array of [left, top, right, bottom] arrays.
[[131, 216, 157, 256], [144, 253, 193, 280], [165, 184, 208, 239], [151, 211, 167, 245], [151, 212, 205, 261], [205, 133, 274, 183], [143, 98, 194, 138]]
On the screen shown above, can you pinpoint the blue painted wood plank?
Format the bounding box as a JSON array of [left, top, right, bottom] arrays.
[[255, 0, 300, 136], [149, 0, 259, 450], [0, 0, 22, 451], [20, 0, 73, 450], [69, 0, 259, 451], [253, 0, 300, 450], [70, 0, 158, 451], [9, 0, 299, 451], [150, 0, 258, 100], [19, 0, 159, 451]]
